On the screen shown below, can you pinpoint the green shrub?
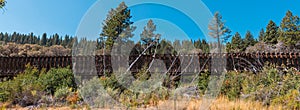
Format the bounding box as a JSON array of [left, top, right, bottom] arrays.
[[54, 87, 72, 102], [0, 64, 45, 106], [39, 67, 77, 94], [0, 81, 10, 102], [272, 89, 300, 109], [79, 77, 118, 108], [197, 71, 210, 95], [0, 64, 78, 107], [221, 71, 245, 100], [241, 65, 300, 106]]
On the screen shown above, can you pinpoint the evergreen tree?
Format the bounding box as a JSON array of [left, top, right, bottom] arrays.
[[3, 32, 8, 42], [226, 42, 232, 52], [258, 29, 265, 41], [201, 39, 210, 53], [279, 10, 300, 47], [280, 10, 300, 32], [141, 20, 161, 44], [173, 39, 181, 51], [264, 20, 279, 44], [231, 32, 243, 51], [243, 31, 257, 51], [40, 33, 47, 46], [193, 39, 201, 49], [62, 35, 70, 47], [52, 33, 60, 45], [140, 20, 161, 55], [11, 32, 17, 42], [28, 32, 34, 44], [100, 2, 133, 51], [47, 36, 52, 46], [181, 40, 194, 53], [208, 12, 231, 53]]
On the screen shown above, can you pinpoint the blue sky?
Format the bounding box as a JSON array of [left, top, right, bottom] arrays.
[[0, 0, 299, 41]]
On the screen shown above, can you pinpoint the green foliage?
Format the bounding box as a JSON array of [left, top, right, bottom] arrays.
[[264, 20, 279, 44], [141, 20, 161, 46], [241, 65, 300, 107], [209, 12, 232, 52], [194, 39, 210, 53], [100, 2, 135, 51], [225, 42, 232, 52], [139, 20, 162, 55], [196, 64, 300, 108], [39, 67, 76, 94], [197, 71, 210, 95], [243, 31, 257, 50], [0, 32, 76, 48], [79, 77, 111, 108], [278, 11, 300, 47], [157, 39, 177, 55], [54, 87, 72, 102], [221, 71, 244, 100], [95, 65, 170, 108], [230, 32, 243, 52], [227, 31, 258, 52], [0, 65, 77, 107], [0, 81, 10, 102], [279, 31, 300, 47], [272, 90, 300, 109], [0, 64, 45, 106], [280, 10, 300, 32], [258, 29, 265, 42]]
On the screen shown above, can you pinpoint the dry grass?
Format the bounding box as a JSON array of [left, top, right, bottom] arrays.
[[185, 96, 283, 110], [149, 96, 284, 110], [0, 96, 285, 110]]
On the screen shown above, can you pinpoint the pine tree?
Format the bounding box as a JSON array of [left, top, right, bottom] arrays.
[[40, 33, 47, 46], [3, 32, 9, 42], [201, 39, 210, 53], [264, 20, 279, 44], [280, 10, 300, 32], [116, 25, 136, 53], [140, 20, 161, 55], [208, 12, 231, 53], [193, 39, 201, 49], [258, 29, 265, 41], [243, 31, 257, 51], [100, 2, 134, 51], [226, 42, 232, 52], [173, 40, 181, 51], [181, 40, 193, 53], [141, 20, 161, 44], [231, 32, 243, 51], [11, 32, 17, 42], [53, 33, 60, 45], [279, 10, 300, 47], [62, 35, 70, 47]]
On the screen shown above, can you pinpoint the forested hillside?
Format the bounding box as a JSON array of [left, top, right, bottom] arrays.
[[0, 11, 299, 56]]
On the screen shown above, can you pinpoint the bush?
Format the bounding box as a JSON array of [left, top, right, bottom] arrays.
[[79, 77, 118, 108], [221, 71, 245, 100], [0, 81, 10, 102], [0, 64, 45, 107], [197, 71, 210, 95], [0, 65, 77, 107], [54, 87, 72, 102], [272, 89, 300, 109], [39, 67, 77, 94], [241, 65, 300, 106], [195, 64, 300, 108]]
